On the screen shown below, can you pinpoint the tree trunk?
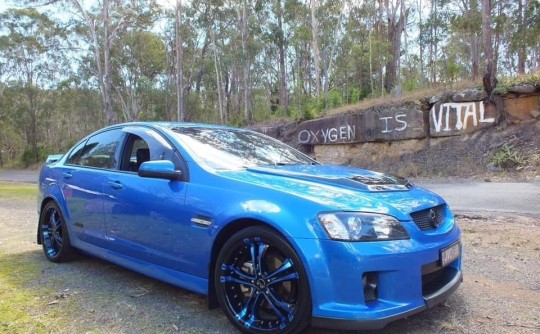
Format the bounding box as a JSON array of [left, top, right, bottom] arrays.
[[482, 0, 497, 96], [417, 0, 425, 88], [324, 3, 345, 111], [102, 0, 115, 124], [276, 0, 288, 112], [310, 0, 321, 98], [210, 28, 224, 124], [516, 0, 527, 75], [165, 35, 174, 121], [470, 33, 480, 81], [28, 87, 39, 163], [241, 0, 251, 123], [369, 29, 374, 95], [195, 34, 209, 94], [72, 0, 115, 125], [175, 0, 185, 122], [384, 0, 407, 93], [429, 0, 436, 83]]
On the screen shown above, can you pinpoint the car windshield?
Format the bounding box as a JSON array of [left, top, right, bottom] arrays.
[[171, 126, 315, 170]]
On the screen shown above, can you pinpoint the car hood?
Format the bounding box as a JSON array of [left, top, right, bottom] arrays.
[[218, 164, 445, 220]]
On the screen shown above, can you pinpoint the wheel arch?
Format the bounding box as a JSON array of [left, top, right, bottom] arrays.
[[37, 196, 66, 245], [207, 218, 302, 310]]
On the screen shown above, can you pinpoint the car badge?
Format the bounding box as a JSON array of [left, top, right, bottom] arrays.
[[429, 209, 439, 228]]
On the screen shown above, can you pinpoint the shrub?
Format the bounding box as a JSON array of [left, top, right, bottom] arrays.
[[490, 144, 524, 169]]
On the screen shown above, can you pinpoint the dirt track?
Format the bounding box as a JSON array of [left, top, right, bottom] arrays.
[[1, 197, 539, 334]]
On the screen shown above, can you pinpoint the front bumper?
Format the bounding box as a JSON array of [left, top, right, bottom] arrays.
[[311, 268, 462, 330], [293, 224, 462, 330]]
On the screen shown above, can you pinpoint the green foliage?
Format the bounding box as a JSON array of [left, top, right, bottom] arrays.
[[289, 94, 320, 121], [493, 71, 540, 95], [491, 144, 524, 169], [328, 89, 343, 109], [20, 146, 50, 167], [0, 0, 539, 165], [347, 87, 363, 104]]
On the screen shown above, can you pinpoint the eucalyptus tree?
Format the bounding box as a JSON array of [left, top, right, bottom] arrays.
[[114, 30, 166, 121], [449, 0, 481, 81], [281, 0, 311, 117], [419, 0, 451, 84], [275, 0, 289, 112], [175, 0, 185, 122], [482, 0, 496, 96], [305, 0, 346, 111], [310, 0, 322, 98], [383, 0, 408, 93], [0, 8, 69, 163], [22, 0, 162, 125], [331, 1, 389, 98], [505, 0, 540, 75]]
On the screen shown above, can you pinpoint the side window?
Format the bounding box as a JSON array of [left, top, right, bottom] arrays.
[[122, 135, 150, 172], [79, 129, 123, 169], [120, 128, 187, 179], [65, 140, 87, 165]]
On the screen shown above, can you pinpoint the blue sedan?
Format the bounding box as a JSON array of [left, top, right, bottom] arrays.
[[37, 122, 462, 333]]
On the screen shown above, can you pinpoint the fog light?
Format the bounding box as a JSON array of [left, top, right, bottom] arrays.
[[363, 272, 378, 302]]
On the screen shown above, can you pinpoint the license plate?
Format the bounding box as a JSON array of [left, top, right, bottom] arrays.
[[440, 241, 461, 267]]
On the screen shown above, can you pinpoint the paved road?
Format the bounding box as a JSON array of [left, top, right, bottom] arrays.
[[417, 181, 540, 217], [0, 169, 39, 183], [1, 169, 539, 217]]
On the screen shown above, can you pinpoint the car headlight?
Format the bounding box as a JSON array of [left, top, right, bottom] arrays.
[[318, 212, 410, 241]]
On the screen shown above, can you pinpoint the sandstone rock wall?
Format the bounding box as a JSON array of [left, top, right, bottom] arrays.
[[255, 86, 539, 165]]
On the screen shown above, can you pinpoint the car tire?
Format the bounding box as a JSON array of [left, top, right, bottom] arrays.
[[39, 201, 73, 263], [215, 226, 311, 334]]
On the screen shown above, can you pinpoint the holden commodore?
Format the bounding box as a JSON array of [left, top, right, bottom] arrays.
[[37, 122, 462, 333]]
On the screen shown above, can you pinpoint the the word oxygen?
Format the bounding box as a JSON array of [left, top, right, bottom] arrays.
[[297, 124, 356, 144]]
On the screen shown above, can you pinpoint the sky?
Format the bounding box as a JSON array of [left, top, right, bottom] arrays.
[[0, 0, 178, 13]]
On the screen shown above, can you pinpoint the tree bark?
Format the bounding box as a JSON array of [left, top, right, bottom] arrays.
[[482, 0, 497, 96], [210, 29, 224, 124], [417, 0, 425, 88], [470, 33, 480, 81], [72, 0, 115, 125], [175, 0, 185, 122], [384, 0, 407, 93], [324, 3, 345, 111], [102, 0, 115, 124], [195, 34, 209, 94], [276, 0, 288, 112], [516, 0, 528, 75], [310, 0, 321, 98], [241, 0, 251, 123]]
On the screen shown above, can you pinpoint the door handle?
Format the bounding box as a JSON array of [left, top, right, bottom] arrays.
[[62, 172, 72, 179], [108, 181, 124, 190]]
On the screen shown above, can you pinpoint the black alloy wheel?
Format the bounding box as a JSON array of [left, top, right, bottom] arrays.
[[215, 226, 311, 334], [39, 201, 73, 263]]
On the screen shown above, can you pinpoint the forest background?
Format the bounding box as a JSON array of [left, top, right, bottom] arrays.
[[0, 0, 539, 167]]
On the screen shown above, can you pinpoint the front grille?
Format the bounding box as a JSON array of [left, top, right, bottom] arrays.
[[410, 205, 446, 231]]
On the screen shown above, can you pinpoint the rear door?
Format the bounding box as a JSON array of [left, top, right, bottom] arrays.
[[61, 128, 124, 248]]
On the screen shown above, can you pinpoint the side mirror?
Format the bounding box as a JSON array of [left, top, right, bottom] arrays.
[[138, 160, 182, 181]]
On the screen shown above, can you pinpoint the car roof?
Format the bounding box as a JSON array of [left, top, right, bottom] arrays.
[[112, 121, 245, 132]]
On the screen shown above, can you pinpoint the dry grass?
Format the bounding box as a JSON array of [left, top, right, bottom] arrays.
[[327, 80, 481, 116]]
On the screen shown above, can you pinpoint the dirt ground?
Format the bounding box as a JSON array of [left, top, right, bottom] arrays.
[[0, 197, 539, 334]]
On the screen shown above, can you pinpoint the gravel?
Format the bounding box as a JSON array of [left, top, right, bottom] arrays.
[[1, 198, 539, 334]]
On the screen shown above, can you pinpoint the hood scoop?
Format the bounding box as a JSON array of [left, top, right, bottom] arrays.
[[349, 175, 413, 191]]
